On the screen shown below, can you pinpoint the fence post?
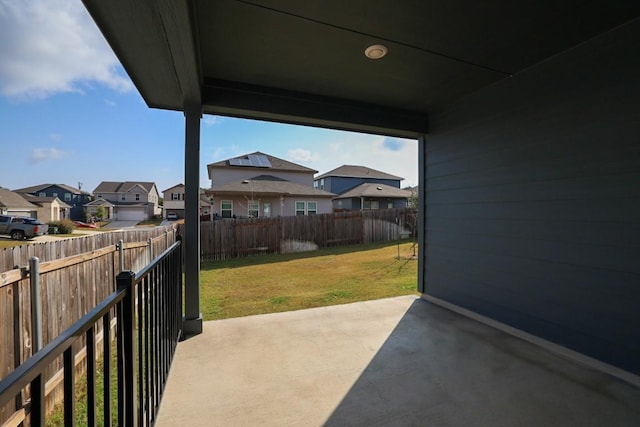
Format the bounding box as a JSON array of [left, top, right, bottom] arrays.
[[118, 239, 124, 272], [148, 238, 153, 262], [29, 257, 43, 352], [116, 271, 137, 426]]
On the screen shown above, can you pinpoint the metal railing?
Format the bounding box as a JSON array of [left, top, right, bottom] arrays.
[[0, 239, 183, 426]]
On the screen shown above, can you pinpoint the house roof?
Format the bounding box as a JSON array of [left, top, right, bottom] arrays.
[[207, 152, 316, 178], [13, 183, 91, 195], [0, 188, 38, 209], [94, 181, 156, 193], [208, 177, 335, 198], [162, 184, 209, 194], [316, 165, 403, 181], [333, 183, 412, 200], [21, 194, 72, 208], [162, 183, 185, 193], [82, 1, 638, 138], [85, 198, 116, 207]]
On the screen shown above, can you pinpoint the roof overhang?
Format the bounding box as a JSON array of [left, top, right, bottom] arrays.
[[82, 0, 640, 138]]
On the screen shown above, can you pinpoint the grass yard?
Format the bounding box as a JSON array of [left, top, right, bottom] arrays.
[[0, 239, 25, 248], [200, 241, 419, 320]]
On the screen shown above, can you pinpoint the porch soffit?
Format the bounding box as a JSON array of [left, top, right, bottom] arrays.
[[82, 0, 640, 137]]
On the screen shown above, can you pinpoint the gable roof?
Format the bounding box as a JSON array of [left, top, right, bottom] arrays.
[[94, 181, 157, 193], [333, 183, 411, 199], [316, 165, 403, 181], [209, 177, 335, 198], [162, 183, 185, 193], [14, 183, 91, 195], [21, 194, 72, 208], [0, 188, 38, 209], [207, 152, 317, 178]]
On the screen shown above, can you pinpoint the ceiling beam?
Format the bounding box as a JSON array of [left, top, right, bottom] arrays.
[[202, 79, 428, 139]]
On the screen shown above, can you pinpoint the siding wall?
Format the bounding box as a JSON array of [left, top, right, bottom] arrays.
[[423, 19, 640, 374], [326, 177, 401, 195]]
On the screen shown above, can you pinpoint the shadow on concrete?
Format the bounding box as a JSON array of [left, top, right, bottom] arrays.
[[323, 299, 640, 426]]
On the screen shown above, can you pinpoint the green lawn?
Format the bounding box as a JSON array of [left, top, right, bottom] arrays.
[[200, 241, 419, 321]]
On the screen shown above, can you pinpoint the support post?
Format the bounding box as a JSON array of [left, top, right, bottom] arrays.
[[29, 257, 43, 352], [118, 239, 124, 273], [183, 104, 203, 336], [148, 238, 153, 262], [417, 135, 427, 293], [116, 271, 137, 426]]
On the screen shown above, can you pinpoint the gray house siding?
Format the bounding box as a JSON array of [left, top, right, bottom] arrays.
[[423, 20, 640, 374], [333, 198, 407, 211], [19, 185, 91, 220], [324, 176, 400, 195]]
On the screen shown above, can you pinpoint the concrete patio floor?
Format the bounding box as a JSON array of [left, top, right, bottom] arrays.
[[156, 296, 640, 426]]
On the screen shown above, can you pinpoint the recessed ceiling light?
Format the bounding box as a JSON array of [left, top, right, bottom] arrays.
[[365, 44, 388, 60]]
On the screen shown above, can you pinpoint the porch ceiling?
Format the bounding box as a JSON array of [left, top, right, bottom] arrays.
[[82, 0, 639, 137]]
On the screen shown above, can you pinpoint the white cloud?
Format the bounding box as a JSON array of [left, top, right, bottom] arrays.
[[203, 116, 222, 126], [104, 99, 116, 107], [29, 147, 70, 164], [49, 133, 62, 142], [287, 148, 320, 163], [0, 0, 133, 99]]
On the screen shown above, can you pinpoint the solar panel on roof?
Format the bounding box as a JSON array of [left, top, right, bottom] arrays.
[[229, 158, 252, 166], [229, 155, 271, 167], [248, 154, 272, 167]]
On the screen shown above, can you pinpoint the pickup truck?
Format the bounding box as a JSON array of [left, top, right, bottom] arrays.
[[0, 215, 49, 240]]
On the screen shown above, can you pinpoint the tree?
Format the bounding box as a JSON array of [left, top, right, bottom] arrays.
[[95, 206, 106, 221]]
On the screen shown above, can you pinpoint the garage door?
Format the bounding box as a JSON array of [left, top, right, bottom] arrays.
[[116, 209, 146, 221]]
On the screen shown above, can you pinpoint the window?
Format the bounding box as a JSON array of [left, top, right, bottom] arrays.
[[171, 192, 181, 200], [248, 201, 259, 217], [314, 179, 325, 190], [295, 201, 306, 216], [52, 192, 58, 197], [38, 192, 46, 197], [263, 203, 271, 217], [97, 194, 102, 199], [307, 201, 317, 215], [221, 200, 233, 218], [64, 193, 72, 201], [135, 193, 140, 201], [121, 193, 126, 201], [295, 201, 317, 215], [364, 200, 380, 210]]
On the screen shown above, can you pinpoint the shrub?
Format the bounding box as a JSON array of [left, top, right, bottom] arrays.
[[48, 219, 76, 234]]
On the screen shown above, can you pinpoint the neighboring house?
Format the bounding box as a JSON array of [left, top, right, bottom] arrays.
[[89, 181, 161, 221], [162, 184, 213, 219], [14, 183, 92, 220], [0, 187, 38, 217], [207, 152, 335, 217], [21, 195, 71, 223], [314, 165, 410, 210], [332, 183, 412, 211]]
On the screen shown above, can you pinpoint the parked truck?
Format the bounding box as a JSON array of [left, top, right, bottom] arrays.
[[0, 215, 49, 240]]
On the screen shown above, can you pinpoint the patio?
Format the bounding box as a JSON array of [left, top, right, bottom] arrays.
[[156, 296, 640, 426]]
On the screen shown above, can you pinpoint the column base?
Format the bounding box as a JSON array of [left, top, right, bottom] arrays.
[[182, 315, 203, 339]]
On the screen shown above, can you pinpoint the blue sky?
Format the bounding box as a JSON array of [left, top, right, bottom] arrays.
[[0, 0, 417, 195]]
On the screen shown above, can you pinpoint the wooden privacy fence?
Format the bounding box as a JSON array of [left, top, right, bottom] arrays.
[[194, 208, 418, 260], [0, 225, 178, 423]]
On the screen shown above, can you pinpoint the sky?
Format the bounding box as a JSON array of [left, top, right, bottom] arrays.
[[0, 0, 417, 195]]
